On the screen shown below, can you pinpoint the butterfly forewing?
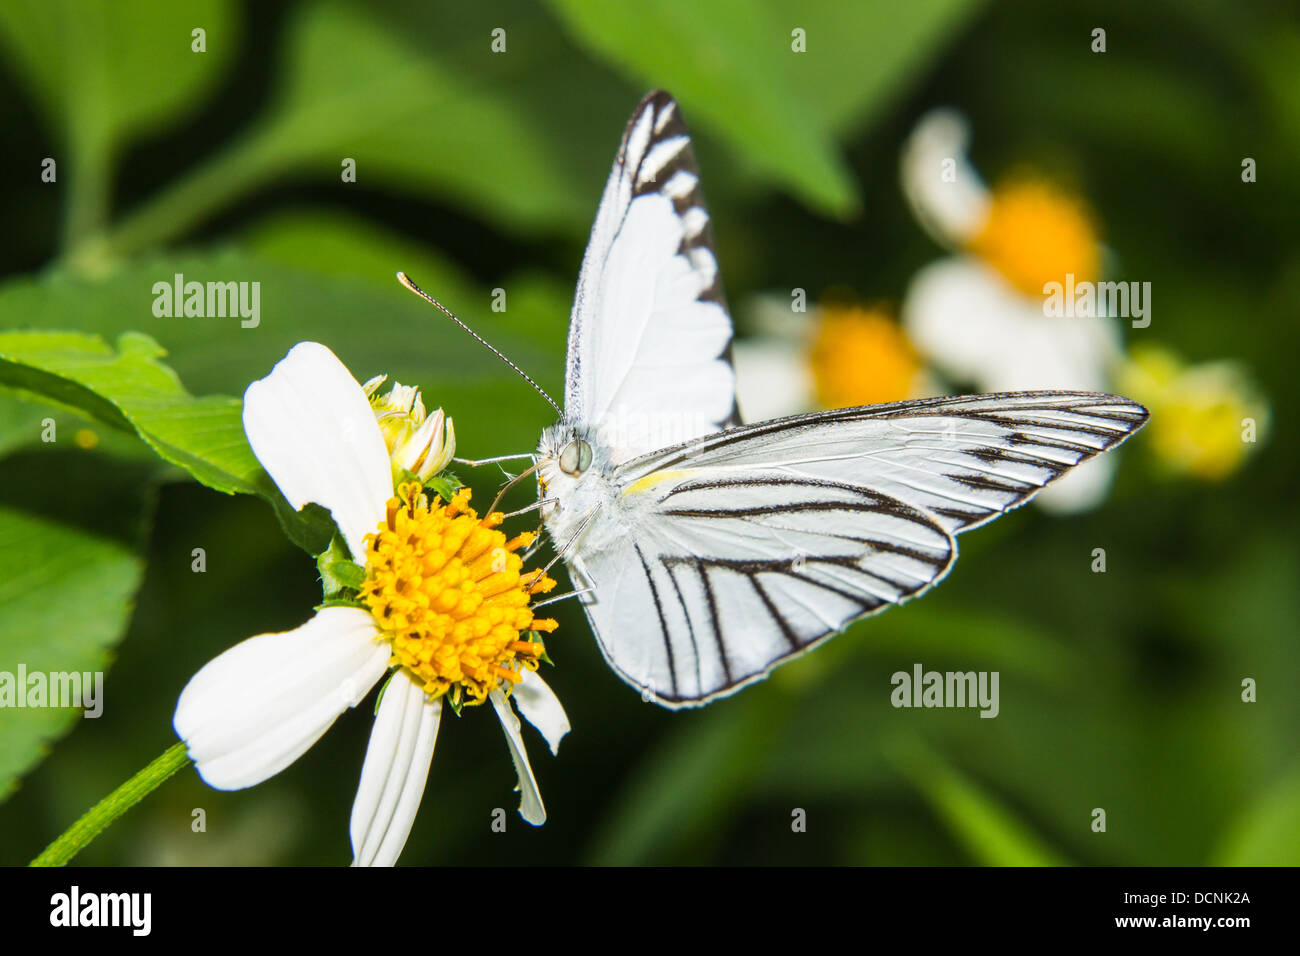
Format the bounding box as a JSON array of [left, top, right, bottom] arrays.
[[564, 91, 738, 465], [618, 391, 1150, 535]]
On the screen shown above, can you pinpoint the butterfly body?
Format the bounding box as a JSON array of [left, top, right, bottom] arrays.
[[533, 92, 1148, 709], [537, 421, 626, 551]]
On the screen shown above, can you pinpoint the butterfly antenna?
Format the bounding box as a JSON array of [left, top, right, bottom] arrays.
[[396, 271, 562, 416]]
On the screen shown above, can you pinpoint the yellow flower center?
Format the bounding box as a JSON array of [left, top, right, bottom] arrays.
[[360, 483, 557, 707], [1118, 346, 1267, 481], [810, 305, 921, 409], [968, 177, 1100, 296]]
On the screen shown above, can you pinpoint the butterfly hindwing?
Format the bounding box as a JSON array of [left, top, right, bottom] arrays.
[[572, 472, 955, 706], [574, 391, 1148, 706]]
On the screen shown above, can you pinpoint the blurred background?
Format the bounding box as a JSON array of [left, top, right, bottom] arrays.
[[0, 0, 1296, 865]]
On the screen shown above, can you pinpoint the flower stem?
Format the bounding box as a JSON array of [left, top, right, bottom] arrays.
[[30, 741, 191, 867]]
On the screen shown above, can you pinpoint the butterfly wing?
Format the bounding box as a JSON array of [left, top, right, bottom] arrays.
[[564, 91, 738, 465], [575, 391, 1148, 706]]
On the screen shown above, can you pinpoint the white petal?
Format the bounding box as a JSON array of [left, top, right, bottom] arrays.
[[904, 256, 1122, 394], [732, 339, 814, 423], [242, 342, 393, 558], [174, 608, 389, 790], [989, 306, 1120, 393], [903, 257, 1021, 386], [490, 689, 546, 825], [901, 109, 991, 247], [512, 670, 570, 756], [350, 670, 441, 867]]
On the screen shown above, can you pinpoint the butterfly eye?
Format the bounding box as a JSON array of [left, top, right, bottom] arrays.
[[559, 439, 593, 476]]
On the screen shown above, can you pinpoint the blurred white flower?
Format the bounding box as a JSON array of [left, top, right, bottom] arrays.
[[899, 109, 1123, 513], [733, 295, 932, 423]]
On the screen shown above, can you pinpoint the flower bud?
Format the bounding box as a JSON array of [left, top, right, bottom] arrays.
[[363, 375, 456, 484]]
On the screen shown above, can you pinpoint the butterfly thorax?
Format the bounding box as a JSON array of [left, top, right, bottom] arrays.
[[537, 420, 625, 555]]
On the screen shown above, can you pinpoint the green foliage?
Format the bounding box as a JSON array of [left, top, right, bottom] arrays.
[[0, 330, 257, 495], [1213, 768, 1300, 866], [0, 329, 332, 553], [888, 738, 1069, 866], [546, 0, 859, 217], [547, 0, 985, 216], [0, 0, 237, 148], [0, 454, 153, 802]]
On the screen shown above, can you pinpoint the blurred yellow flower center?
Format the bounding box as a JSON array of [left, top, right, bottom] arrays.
[[360, 483, 557, 707], [810, 306, 921, 408], [1118, 346, 1266, 481], [969, 178, 1100, 297]]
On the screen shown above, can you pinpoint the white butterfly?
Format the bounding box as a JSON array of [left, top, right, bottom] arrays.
[[468, 92, 1148, 709]]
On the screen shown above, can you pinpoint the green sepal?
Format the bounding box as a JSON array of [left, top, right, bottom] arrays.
[[529, 630, 554, 666], [423, 470, 464, 504], [316, 533, 365, 599], [373, 669, 396, 716], [314, 597, 367, 612], [445, 693, 464, 718]]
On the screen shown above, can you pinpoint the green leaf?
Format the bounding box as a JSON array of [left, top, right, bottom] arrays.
[[585, 691, 791, 864], [779, 0, 986, 134], [0, 328, 330, 553], [0, 0, 239, 245], [1213, 767, 1300, 865], [545, 0, 858, 217], [100, 1, 587, 260], [0, 244, 567, 461], [0, 330, 258, 495], [0, 0, 238, 148], [0, 395, 55, 459], [887, 738, 1070, 866], [243, 208, 573, 358], [0, 452, 153, 802]]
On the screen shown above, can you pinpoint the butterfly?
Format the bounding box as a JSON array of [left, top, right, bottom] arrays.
[[413, 91, 1149, 709]]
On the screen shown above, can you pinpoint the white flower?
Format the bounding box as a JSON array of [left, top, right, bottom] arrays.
[[899, 109, 1124, 513], [173, 342, 568, 866]]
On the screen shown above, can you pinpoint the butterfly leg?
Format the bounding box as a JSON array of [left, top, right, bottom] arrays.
[[530, 586, 597, 609], [502, 497, 558, 520], [453, 452, 538, 467]]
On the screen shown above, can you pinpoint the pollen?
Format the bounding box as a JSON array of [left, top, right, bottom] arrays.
[[810, 305, 921, 408], [360, 482, 557, 706], [968, 176, 1100, 297]]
